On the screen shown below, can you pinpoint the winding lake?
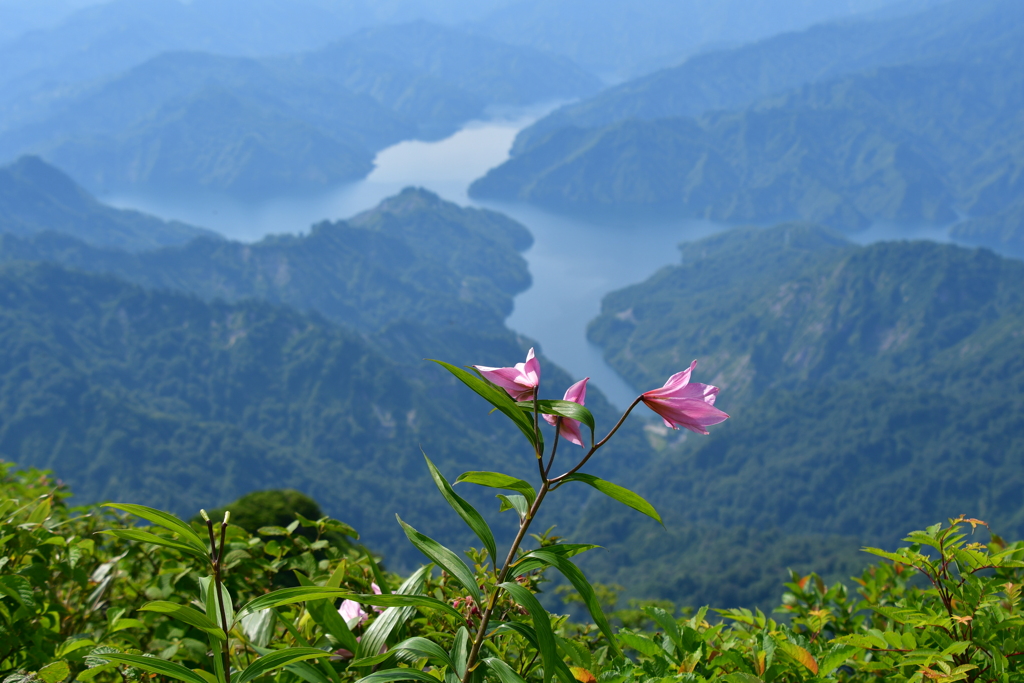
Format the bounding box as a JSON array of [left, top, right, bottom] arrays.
[[104, 113, 967, 410]]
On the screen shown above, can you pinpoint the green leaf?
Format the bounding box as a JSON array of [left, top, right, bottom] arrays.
[[99, 529, 205, 558], [517, 399, 596, 442], [394, 637, 457, 671], [451, 626, 470, 678], [524, 550, 620, 657], [240, 609, 277, 649], [347, 593, 468, 623], [429, 359, 539, 449], [497, 494, 529, 520], [642, 606, 682, 652], [199, 577, 234, 631], [358, 545, 392, 595], [484, 658, 529, 683], [818, 645, 859, 677], [617, 632, 663, 658], [353, 671, 440, 683], [236, 648, 328, 683], [37, 661, 70, 683], [96, 653, 209, 683], [396, 515, 481, 602], [423, 453, 497, 565], [558, 474, 661, 524], [357, 565, 429, 661], [104, 504, 207, 553], [306, 598, 359, 654], [499, 582, 558, 683], [236, 587, 352, 620], [140, 601, 226, 639], [455, 472, 536, 507]]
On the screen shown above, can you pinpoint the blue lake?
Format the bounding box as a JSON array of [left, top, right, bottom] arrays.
[[104, 113, 969, 410]]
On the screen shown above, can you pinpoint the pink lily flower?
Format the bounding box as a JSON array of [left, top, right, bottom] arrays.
[[474, 347, 541, 401], [339, 582, 382, 626], [543, 377, 589, 447], [641, 361, 729, 435]]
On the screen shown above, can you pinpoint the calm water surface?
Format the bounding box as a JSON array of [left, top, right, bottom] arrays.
[[104, 115, 969, 409]]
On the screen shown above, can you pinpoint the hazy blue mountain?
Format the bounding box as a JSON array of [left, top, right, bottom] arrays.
[[0, 155, 217, 251], [1, 21, 600, 196], [329, 21, 600, 106], [951, 201, 1024, 258], [469, 0, 921, 80], [510, 0, 1020, 154], [470, 59, 1024, 232], [578, 225, 1024, 604]]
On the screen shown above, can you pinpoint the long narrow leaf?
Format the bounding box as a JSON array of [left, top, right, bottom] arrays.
[[429, 359, 539, 449], [104, 504, 207, 552], [96, 653, 209, 683], [357, 565, 429, 660], [524, 551, 620, 657], [306, 598, 359, 654], [396, 516, 481, 602], [499, 582, 558, 683], [99, 529, 205, 558], [139, 601, 225, 640], [455, 472, 536, 507], [354, 672, 440, 683], [347, 593, 468, 623], [559, 474, 661, 524], [484, 658, 529, 683], [236, 587, 352, 620], [359, 545, 392, 595], [235, 648, 328, 683], [394, 637, 457, 671], [424, 453, 497, 565]]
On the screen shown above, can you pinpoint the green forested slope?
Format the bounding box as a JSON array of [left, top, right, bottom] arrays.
[[0, 187, 531, 334], [471, 59, 1024, 232], [0, 259, 651, 573], [579, 226, 1024, 603]]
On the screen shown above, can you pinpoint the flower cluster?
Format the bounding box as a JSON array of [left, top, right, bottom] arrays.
[[476, 349, 728, 436]]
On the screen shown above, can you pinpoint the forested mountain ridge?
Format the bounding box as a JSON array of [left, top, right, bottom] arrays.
[[0, 187, 531, 335], [576, 225, 1024, 603], [509, 0, 1020, 154], [0, 155, 218, 251], [470, 58, 1024, 236]]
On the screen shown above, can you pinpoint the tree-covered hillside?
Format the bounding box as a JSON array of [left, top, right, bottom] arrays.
[[0, 187, 531, 335], [577, 225, 1024, 603], [0, 259, 651, 574], [470, 59, 1024, 235]]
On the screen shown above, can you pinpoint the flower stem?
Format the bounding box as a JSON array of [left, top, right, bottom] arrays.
[[551, 396, 642, 484], [206, 519, 232, 683]]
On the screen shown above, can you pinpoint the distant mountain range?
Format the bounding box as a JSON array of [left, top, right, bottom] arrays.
[[0, 155, 217, 251], [469, 0, 1024, 254], [0, 21, 601, 197], [467, 0, 922, 79]]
